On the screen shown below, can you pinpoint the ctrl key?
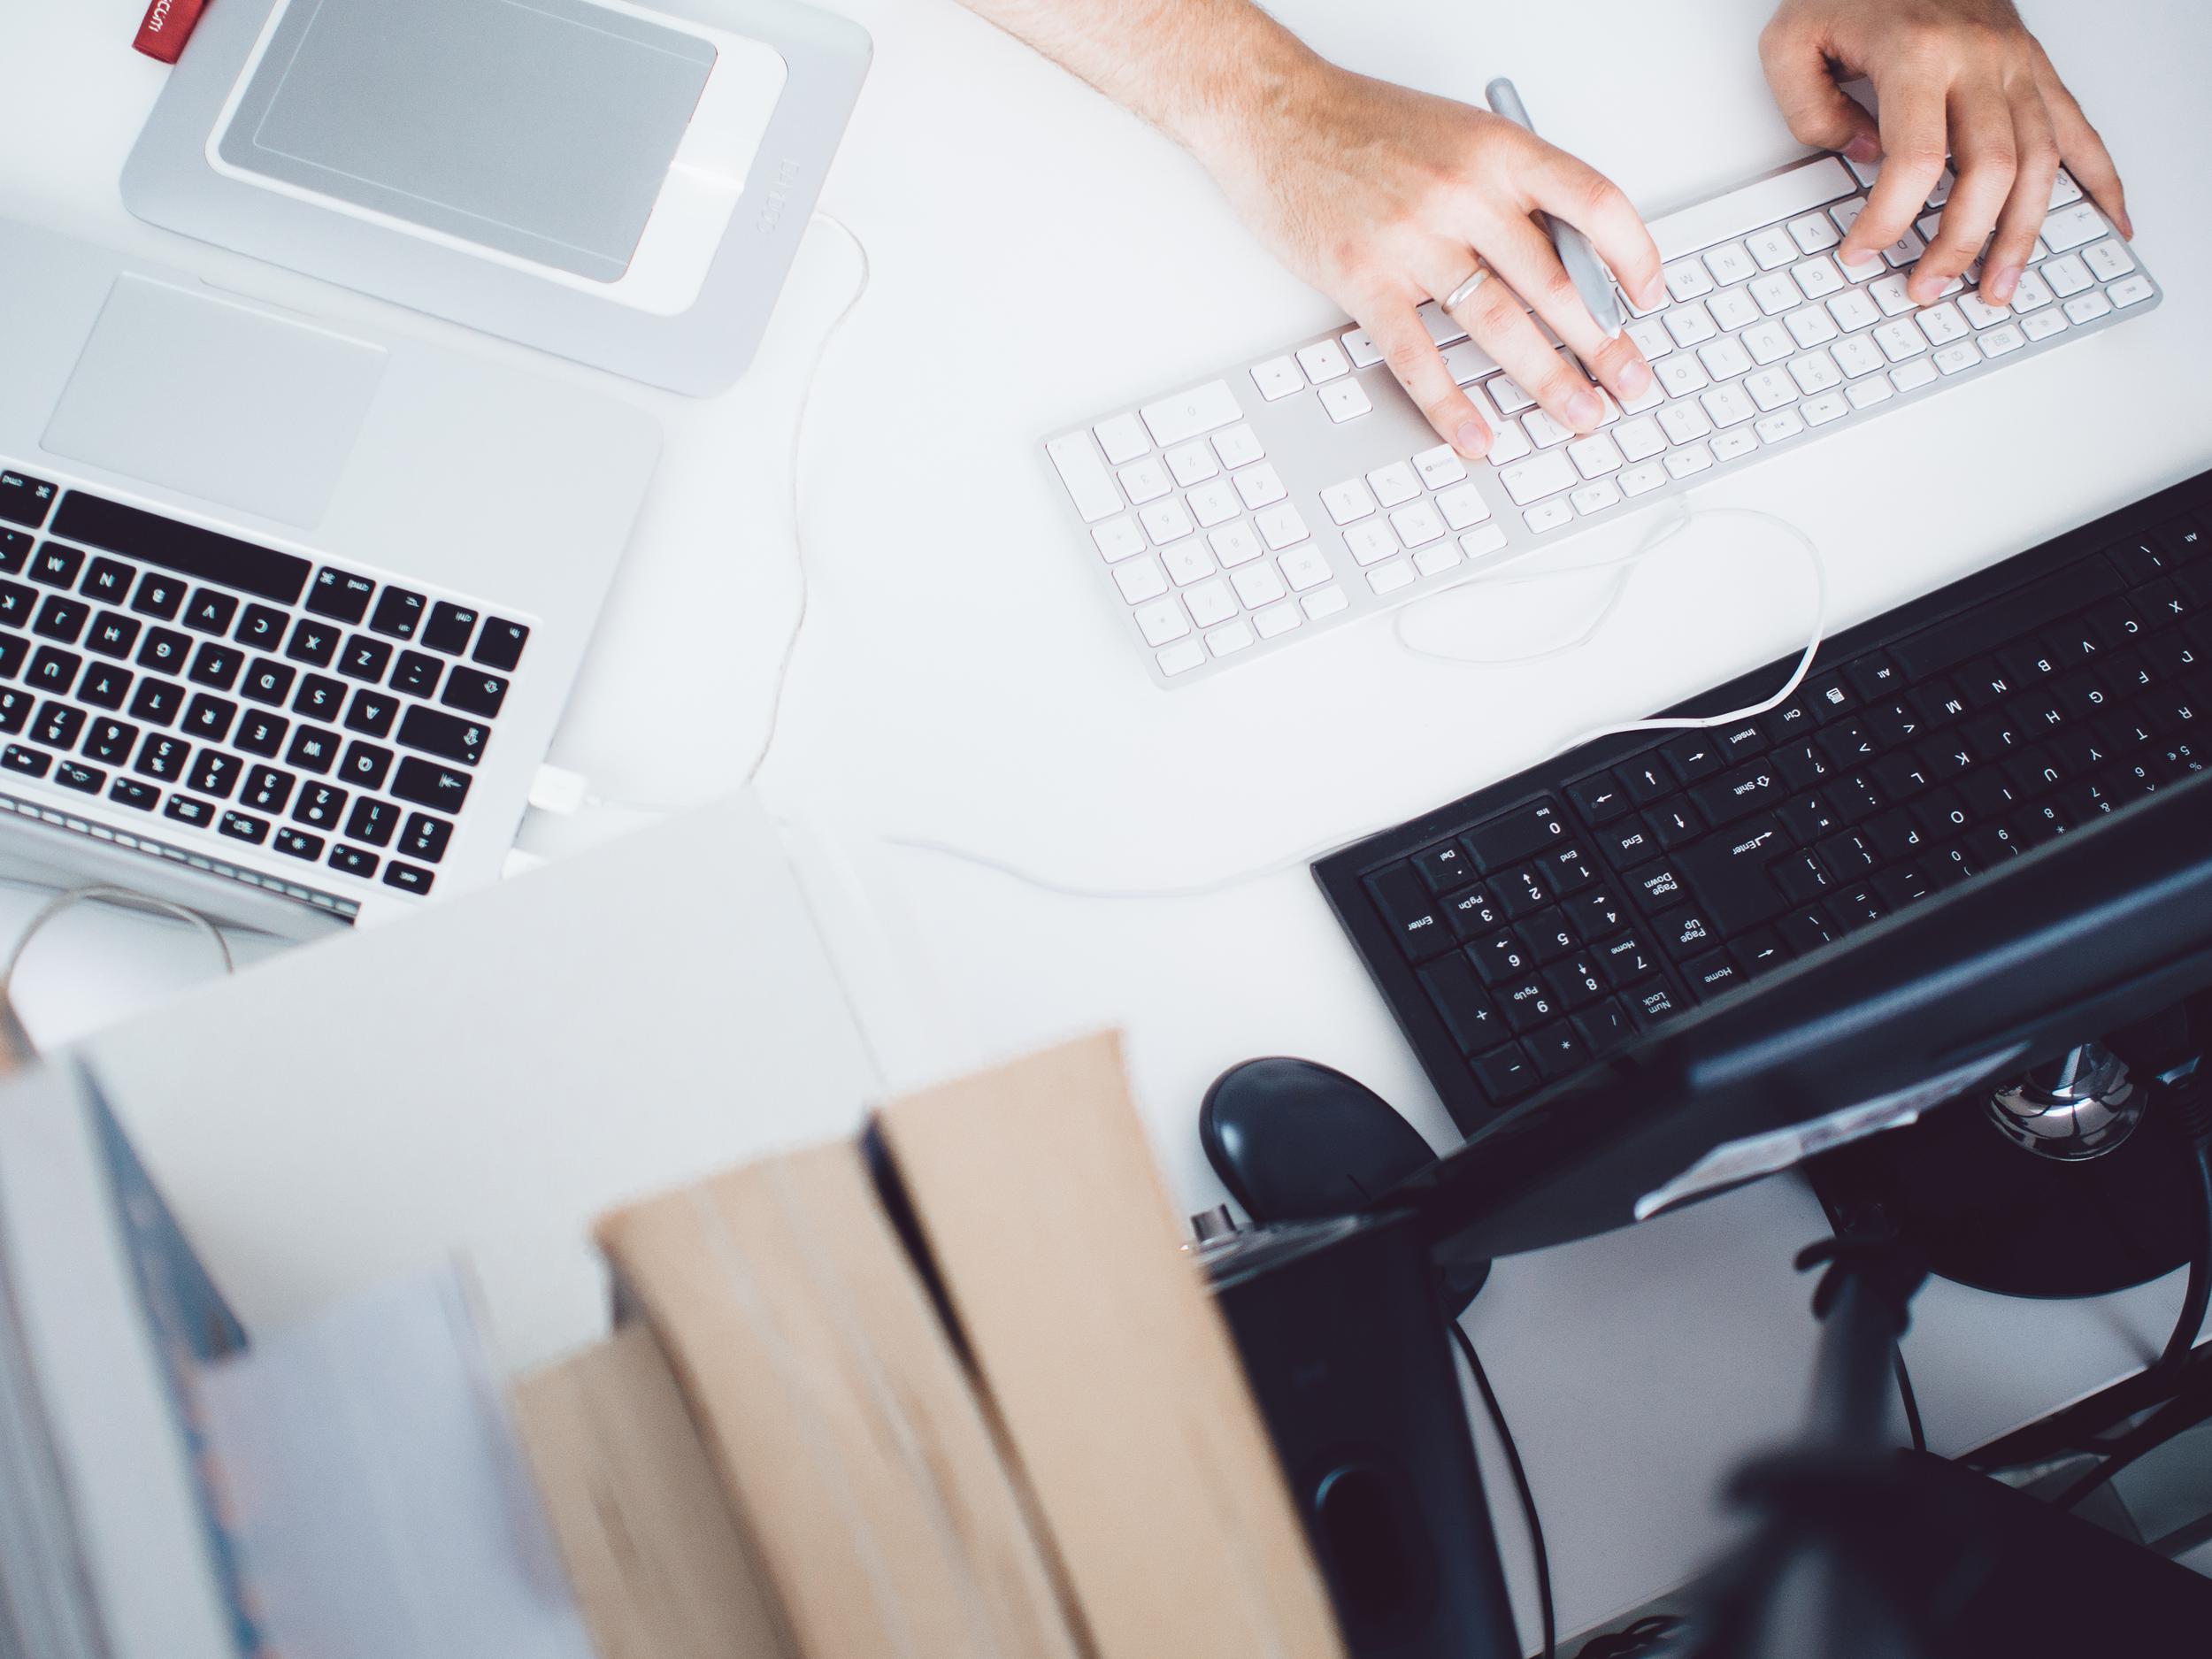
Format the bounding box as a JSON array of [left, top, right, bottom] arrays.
[[1471, 1043, 1540, 1106]]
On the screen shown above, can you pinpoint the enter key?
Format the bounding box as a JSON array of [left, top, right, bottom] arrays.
[[1675, 813, 1793, 933]]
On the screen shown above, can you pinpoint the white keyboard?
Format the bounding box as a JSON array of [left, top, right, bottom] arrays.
[[1043, 153, 2161, 687]]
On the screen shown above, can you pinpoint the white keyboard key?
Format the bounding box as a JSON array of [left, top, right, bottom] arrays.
[[1747, 226, 1799, 270], [2008, 268, 2055, 311], [1870, 273, 1916, 315], [1133, 595, 1189, 645], [1664, 303, 1718, 347], [1442, 341, 1502, 383], [1875, 319, 1928, 362], [1657, 399, 1715, 444], [1142, 380, 1243, 446], [1248, 355, 1299, 401], [1498, 450, 1578, 505], [1956, 291, 2010, 329], [1747, 367, 1797, 411], [1302, 583, 1349, 619], [1829, 196, 1865, 236], [2048, 168, 2082, 210], [1525, 499, 1575, 534], [1802, 391, 1850, 426], [1156, 639, 1207, 677], [1345, 521, 1398, 566], [1743, 319, 1794, 365], [1788, 349, 1842, 395], [1712, 427, 1760, 462], [1185, 578, 1238, 627], [1787, 211, 1841, 254], [2041, 253, 2094, 297], [1322, 480, 1378, 526], [1187, 480, 1241, 527], [1140, 497, 1194, 544], [1567, 434, 1625, 479], [1663, 257, 1716, 301], [1664, 442, 1714, 479], [1916, 302, 1970, 346], [2108, 275, 2154, 309], [1368, 557, 1417, 595], [1414, 541, 1462, 577], [1413, 445, 1469, 490], [1486, 419, 1534, 465], [1571, 480, 1624, 515], [1891, 358, 1939, 394], [1255, 501, 1310, 550], [1417, 301, 1470, 347], [1978, 324, 2026, 357], [1210, 521, 1264, 567], [2064, 288, 2115, 322], [1933, 341, 1980, 375], [1619, 380, 1666, 419], [1926, 166, 1955, 208], [1883, 228, 1926, 268], [1461, 524, 1509, 557], [1489, 376, 1537, 413], [1231, 562, 1286, 608], [1709, 288, 1762, 333], [1755, 408, 1806, 444], [1368, 461, 1422, 507], [2022, 308, 2069, 342], [1254, 600, 1302, 638], [1915, 211, 1946, 247], [1847, 377, 1894, 410], [1699, 337, 1754, 381], [1615, 415, 1668, 462], [1207, 429, 1261, 475], [1115, 556, 1169, 603], [1233, 463, 1288, 510], [1624, 317, 1674, 360], [1320, 380, 1374, 422], [1163, 541, 1217, 585], [1206, 620, 1257, 657], [1704, 242, 1758, 287], [1046, 434, 1122, 523], [1619, 461, 1668, 496], [1845, 153, 1880, 188], [1826, 287, 1881, 333], [1701, 384, 1757, 428], [1524, 409, 1575, 449], [1165, 440, 1220, 486], [1279, 546, 1333, 592], [1657, 355, 1712, 398], [1785, 305, 1840, 349], [1838, 247, 1886, 284], [1094, 412, 1150, 465], [1436, 483, 1493, 529], [1118, 457, 1172, 503], [1833, 334, 1886, 379], [1340, 328, 1383, 367], [1296, 339, 1353, 383], [1389, 501, 1448, 548], [2040, 203, 2106, 253], [1792, 256, 1844, 299], [1093, 517, 1146, 563]]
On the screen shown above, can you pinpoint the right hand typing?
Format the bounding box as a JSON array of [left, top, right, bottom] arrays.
[[1188, 61, 1669, 459]]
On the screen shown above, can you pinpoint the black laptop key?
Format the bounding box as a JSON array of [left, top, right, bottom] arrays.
[[291, 673, 345, 721], [187, 642, 242, 691], [30, 595, 87, 644], [368, 587, 426, 641], [396, 704, 486, 767], [343, 796, 399, 847], [0, 473, 55, 529], [234, 710, 288, 757], [128, 676, 182, 725], [130, 572, 185, 619], [134, 734, 189, 781], [242, 765, 295, 814], [108, 777, 157, 810], [1369, 865, 1452, 960], [0, 634, 24, 680], [0, 744, 49, 779], [27, 648, 79, 696], [78, 662, 131, 710], [328, 844, 380, 879], [338, 741, 393, 792], [240, 657, 295, 706], [219, 810, 270, 846], [386, 860, 434, 897], [30, 702, 83, 752], [390, 649, 442, 697], [274, 827, 325, 862], [1890, 559, 2117, 680], [286, 618, 339, 667], [285, 725, 341, 774], [399, 812, 453, 864], [84, 718, 136, 764], [235, 603, 287, 650], [187, 749, 240, 799], [81, 557, 131, 604], [28, 543, 84, 589], [305, 568, 376, 624], [0, 530, 24, 573], [54, 761, 103, 795], [342, 689, 397, 738], [182, 589, 237, 635], [182, 694, 236, 743], [472, 618, 529, 671], [421, 602, 478, 655], [85, 611, 138, 658], [1420, 955, 1506, 1054], [136, 626, 190, 674], [50, 494, 309, 603], [293, 782, 347, 831], [338, 634, 392, 682], [163, 795, 216, 830], [0, 581, 35, 627]]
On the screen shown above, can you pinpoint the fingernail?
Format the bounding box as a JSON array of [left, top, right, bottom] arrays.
[[1638, 275, 1668, 310], [1620, 357, 1653, 397], [1986, 264, 2021, 303], [2120, 211, 2136, 240], [1565, 389, 1603, 430], [1844, 133, 1880, 164], [1453, 420, 1489, 459]]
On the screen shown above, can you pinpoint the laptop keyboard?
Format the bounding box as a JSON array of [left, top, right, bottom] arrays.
[[1314, 471, 2212, 1133], [0, 467, 532, 910]]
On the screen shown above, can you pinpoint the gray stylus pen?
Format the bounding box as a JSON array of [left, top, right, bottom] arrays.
[[1485, 76, 1625, 338]]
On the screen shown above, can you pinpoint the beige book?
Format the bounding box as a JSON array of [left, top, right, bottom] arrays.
[[596, 1139, 1083, 1659], [513, 1324, 797, 1659], [872, 1032, 1346, 1659]]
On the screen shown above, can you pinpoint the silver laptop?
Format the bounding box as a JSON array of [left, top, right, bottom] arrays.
[[0, 218, 659, 937]]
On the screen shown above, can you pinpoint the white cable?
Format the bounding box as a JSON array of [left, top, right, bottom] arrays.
[[0, 884, 235, 1056]]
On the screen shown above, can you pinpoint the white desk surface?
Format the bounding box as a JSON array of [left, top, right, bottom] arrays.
[[7, 0, 2212, 1643]]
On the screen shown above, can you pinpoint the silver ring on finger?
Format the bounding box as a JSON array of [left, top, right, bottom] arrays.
[[1440, 263, 1494, 312]]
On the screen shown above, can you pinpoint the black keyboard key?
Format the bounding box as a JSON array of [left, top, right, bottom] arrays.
[[1413, 840, 1479, 895], [108, 777, 158, 810], [1778, 909, 1837, 956], [30, 702, 83, 751], [292, 783, 348, 831], [1646, 802, 1702, 849], [28, 543, 83, 588], [1676, 820, 1792, 933], [398, 812, 453, 864], [219, 810, 270, 846], [1816, 721, 1882, 768], [136, 626, 190, 674], [50, 493, 309, 604], [285, 725, 341, 774], [1617, 757, 1671, 804], [0, 581, 35, 627], [1442, 883, 1508, 941], [1599, 818, 1662, 870], [163, 795, 217, 831], [343, 796, 399, 848], [187, 749, 241, 799], [1542, 956, 1608, 1010], [1464, 800, 1567, 870], [1681, 950, 1746, 1002], [240, 657, 295, 706], [1567, 772, 1633, 826], [31, 595, 87, 644], [1469, 931, 1534, 987], [242, 765, 296, 814], [369, 587, 426, 641], [1663, 733, 1724, 783], [1517, 909, 1578, 964], [1420, 955, 1507, 1055], [0, 472, 56, 529], [1625, 860, 1686, 913], [390, 649, 442, 697], [338, 634, 392, 682], [305, 569, 376, 624], [1805, 672, 1856, 720], [473, 618, 529, 671], [338, 741, 393, 792], [1826, 887, 1889, 929], [274, 826, 325, 861], [128, 676, 182, 725], [286, 618, 340, 667], [1542, 843, 1601, 895], [1715, 718, 1768, 765], [134, 733, 190, 781], [1844, 653, 1905, 702], [84, 718, 136, 764], [1875, 864, 1939, 909], [1490, 866, 1552, 919], [1471, 1045, 1540, 1106], [182, 588, 237, 635], [1891, 559, 2118, 680], [343, 688, 398, 738], [234, 710, 288, 757], [2109, 534, 2178, 586], [1623, 981, 1685, 1031], [0, 634, 23, 680], [292, 672, 346, 722], [1692, 764, 1787, 826], [54, 761, 103, 795], [1563, 888, 1630, 939], [1368, 865, 1453, 960], [187, 642, 242, 691], [1525, 1023, 1590, 1081], [1572, 999, 1634, 1051], [0, 745, 50, 779], [27, 648, 80, 696], [1654, 906, 1719, 959], [182, 694, 236, 743], [235, 603, 288, 650], [1732, 926, 1792, 975], [329, 844, 380, 879], [1771, 850, 1834, 906], [0, 529, 25, 572], [78, 662, 132, 710], [396, 704, 487, 767], [85, 611, 139, 658], [131, 572, 185, 619], [1595, 933, 1662, 988], [421, 602, 478, 655], [1496, 979, 1562, 1035]]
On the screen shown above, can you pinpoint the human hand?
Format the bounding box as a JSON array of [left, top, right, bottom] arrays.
[[1759, 0, 2129, 308], [1191, 61, 1668, 459]]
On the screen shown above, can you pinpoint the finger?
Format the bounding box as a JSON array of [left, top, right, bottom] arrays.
[[1839, 72, 1950, 268], [1756, 25, 1882, 165], [1435, 256, 1608, 437], [1523, 146, 1668, 315], [1363, 298, 1493, 459], [1912, 81, 2016, 304], [1980, 88, 2059, 304], [1478, 210, 1655, 411], [2037, 65, 2131, 238]]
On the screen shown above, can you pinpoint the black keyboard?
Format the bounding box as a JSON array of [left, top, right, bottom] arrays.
[[1316, 468, 2212, 1133], [0, 465, 534, 910]]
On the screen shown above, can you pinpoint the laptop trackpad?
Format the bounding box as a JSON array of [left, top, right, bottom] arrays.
[[43, 276, 386, 531]]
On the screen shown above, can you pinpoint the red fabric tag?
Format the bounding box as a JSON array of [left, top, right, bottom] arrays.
[[134, 0, 209, 64]]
